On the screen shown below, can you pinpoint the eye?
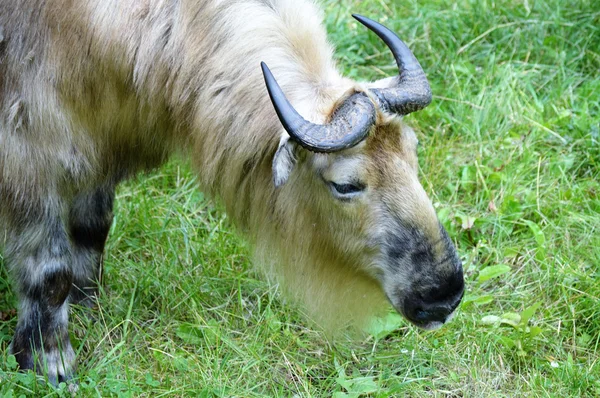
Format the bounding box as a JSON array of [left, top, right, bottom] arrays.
[[328, 181, 366, 199]]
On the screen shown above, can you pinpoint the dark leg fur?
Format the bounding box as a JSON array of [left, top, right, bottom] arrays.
[[6, 186, 114, 384], [68, 186, 115, 307], [7, 217, 76, 384]]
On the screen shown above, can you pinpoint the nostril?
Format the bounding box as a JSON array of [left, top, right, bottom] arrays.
[[414, 309, 429, 322]]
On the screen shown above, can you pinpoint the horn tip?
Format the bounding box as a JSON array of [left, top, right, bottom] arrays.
[[261, 62, 274, 84], [352, 14, 376, 27]]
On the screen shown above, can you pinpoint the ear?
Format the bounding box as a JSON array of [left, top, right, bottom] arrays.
[[272, 134, 299, 188]]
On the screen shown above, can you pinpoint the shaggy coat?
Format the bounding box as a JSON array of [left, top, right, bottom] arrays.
[[0, 0, 464, 383]]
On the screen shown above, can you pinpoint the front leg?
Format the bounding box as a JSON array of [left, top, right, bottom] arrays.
[[68, 185, 115, 307], [6, 217, 75, 385]]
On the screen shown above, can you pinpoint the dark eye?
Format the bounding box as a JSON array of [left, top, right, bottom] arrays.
[[329, 181, 366, 198]]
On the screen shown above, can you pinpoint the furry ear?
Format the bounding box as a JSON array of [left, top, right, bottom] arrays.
[[272, 135, 299, 187]]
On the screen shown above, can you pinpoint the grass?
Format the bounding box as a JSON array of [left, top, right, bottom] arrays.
[[1, 0, 599, 396]]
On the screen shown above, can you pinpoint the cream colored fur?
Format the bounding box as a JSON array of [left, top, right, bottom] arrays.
[[0, 0, 445, 333]]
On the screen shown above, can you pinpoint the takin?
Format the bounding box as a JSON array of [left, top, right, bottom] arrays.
[[0, 0, 464, 383]]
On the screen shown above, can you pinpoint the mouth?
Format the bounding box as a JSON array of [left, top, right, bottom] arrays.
[[402, 307, 458, 330], [411, 320, 445, 330]]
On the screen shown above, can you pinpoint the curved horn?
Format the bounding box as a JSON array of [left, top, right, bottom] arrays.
[[353, 14, 432, 115], [261, 62, 376, 153]]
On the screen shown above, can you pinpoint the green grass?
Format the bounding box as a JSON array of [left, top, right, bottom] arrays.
[[1, 0, 599, 396]]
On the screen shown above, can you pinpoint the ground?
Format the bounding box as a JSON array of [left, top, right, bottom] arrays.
[[1, 0, 599, 396]]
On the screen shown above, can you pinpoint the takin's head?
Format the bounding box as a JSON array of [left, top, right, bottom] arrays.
[[261, 15, 464, 331]]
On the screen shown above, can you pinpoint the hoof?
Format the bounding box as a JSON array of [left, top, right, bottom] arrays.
[[42, 348, 77, 386], [11, 345, 76, 387]]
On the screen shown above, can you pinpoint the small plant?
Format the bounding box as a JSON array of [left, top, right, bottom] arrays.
[[481, 301, 544, 357], [333, 359, 379, 397]]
